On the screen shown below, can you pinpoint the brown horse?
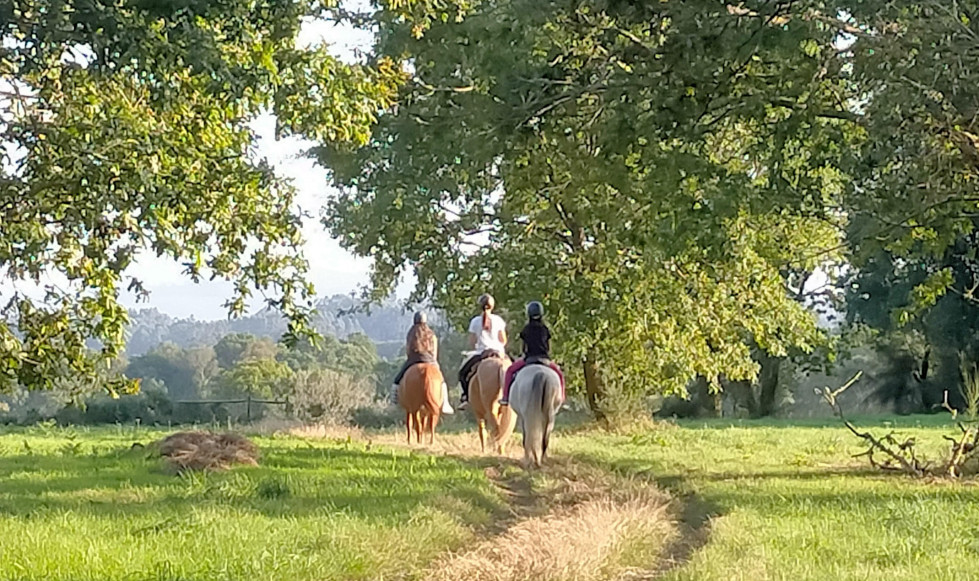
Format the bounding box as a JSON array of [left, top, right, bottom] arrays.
[[468, 355, 517, 454], [398, 362, 444, 444]]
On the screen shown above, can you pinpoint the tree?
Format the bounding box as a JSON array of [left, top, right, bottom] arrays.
[[213, 358, 293, 400], [828, 2, 979, 412], [291, 367, 372, 423], [278, 332, 379, 380], [323, 0, 851, 416], [125, 342, 197, 400], [844, 223, 979, 413], [0, 0, 402, 395], [214, 333, 277, 370], [184, 346, 220, 395]]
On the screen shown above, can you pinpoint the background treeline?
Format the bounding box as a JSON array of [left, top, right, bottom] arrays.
[[0, 312, 470, 427]]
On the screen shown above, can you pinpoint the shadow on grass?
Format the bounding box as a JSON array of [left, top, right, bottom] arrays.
[[354, 405, 594, 438], [0, 443, 506, 526], [671, 413, 958, 431]]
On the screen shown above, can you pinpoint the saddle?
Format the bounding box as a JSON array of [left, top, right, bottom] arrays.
[[463, 350, 505, 387], [524, 356, 551, 367]]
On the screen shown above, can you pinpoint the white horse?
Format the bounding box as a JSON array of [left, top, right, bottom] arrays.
[[506, 363, 563, 468]]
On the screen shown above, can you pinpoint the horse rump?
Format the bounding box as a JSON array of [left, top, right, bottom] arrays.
[[400, 363, 444, 444], [511, 365, 561, 468]]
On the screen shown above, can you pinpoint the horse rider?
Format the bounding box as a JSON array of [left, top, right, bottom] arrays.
[[457, 293, 507, 410], [391, 311, 454, 414], [499, 300, 565, 407]]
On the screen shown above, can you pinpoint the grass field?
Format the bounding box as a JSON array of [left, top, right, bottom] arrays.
[[2, 415, 979, 580], [561, 415, 979, 581], [0, 423, 504, 581]]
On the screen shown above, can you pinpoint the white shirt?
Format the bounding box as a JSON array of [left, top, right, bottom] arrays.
[[468, 313, 506, 353]]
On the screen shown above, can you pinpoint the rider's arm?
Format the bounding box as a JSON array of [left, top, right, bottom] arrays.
[[498, 328, 507, 346], [468, 332, 477, 349]]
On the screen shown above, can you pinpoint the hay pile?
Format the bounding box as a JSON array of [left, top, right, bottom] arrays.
[[155, 431, 260, 473]]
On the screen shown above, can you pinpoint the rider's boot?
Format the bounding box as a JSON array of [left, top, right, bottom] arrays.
[[440, 382, 454, 414]]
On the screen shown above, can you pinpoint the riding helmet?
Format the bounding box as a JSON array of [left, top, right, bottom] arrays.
[[477, 293, 495, 310], [413, 311, 427, 325], [526, 301, 544, 319]]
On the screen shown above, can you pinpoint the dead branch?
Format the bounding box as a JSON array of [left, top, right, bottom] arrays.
[[818, 371, 924, 476], [842, 421, 924, 476]]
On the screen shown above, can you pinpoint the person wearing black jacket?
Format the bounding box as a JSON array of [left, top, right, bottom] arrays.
[[499, 301, 565, 406]]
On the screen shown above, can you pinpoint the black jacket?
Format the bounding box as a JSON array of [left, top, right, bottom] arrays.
[[520, 320, 551, 359]]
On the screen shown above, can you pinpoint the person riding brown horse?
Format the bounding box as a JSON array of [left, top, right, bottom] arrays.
[[466, 343, 516, 454], [399, 361, 445, 444], [392, 311, 454, 415], [457, 294, 508, 410]]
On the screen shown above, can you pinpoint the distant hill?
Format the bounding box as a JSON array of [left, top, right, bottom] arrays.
[[124, 295, 445, 359]]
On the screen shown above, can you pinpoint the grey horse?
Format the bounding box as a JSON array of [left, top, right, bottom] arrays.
[[507, 364, 563, 467]]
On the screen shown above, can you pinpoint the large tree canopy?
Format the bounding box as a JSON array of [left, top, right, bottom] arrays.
[[324, 0, 979, 414], [0, 0, 402, 395], [837, 2, 979, 411], [323, 0, 856, 412]]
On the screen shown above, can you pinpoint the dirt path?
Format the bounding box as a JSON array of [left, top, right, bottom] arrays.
[[290, 425, 707, 580]]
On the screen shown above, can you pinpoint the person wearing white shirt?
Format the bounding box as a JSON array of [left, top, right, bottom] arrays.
[[457, 293, 508, 409]]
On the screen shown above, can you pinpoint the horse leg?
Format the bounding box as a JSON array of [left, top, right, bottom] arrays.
[[405, 411, 412, 445], [542, 418, 555, 461], [477, 418, 486, 453], [519, 417, 533, 468], [414, 412, 423, 443], [429, 410, 439, 445], [494, 408, 506, 454], [496, 415, 506, 455]]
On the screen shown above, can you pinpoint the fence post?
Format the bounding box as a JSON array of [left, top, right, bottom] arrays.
[[246, 394, 252, 423]]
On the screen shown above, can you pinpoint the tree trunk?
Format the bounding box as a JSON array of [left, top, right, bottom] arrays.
[[711, 390, 723, 418], [583, 355, 607, 423], [757, 352, 784, 417], [724, 378, 758, 417]]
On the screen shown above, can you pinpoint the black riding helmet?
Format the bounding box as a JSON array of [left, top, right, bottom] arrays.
[[526, 301, 544, 320], [413, 311, 427, 325]]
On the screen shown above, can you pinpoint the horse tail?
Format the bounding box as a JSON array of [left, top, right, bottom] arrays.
[[499, 361, 508, 400], [523, 371, 549, 466], [422, 364, 442, 413], [540, 370, 548, 410], [540, 372, 559, 459]]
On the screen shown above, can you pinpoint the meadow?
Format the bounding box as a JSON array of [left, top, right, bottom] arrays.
[[2, 415, 978, 580], [0, 423, 503, 581], [563, 415, 979, 581]]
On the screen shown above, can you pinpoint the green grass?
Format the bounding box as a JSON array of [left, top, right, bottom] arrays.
[[5, 415, 979, 580], [560, 414, 979, 581], [0, 423, 503, 581]]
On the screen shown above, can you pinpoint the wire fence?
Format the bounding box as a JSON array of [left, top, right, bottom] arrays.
[[175, 395, 288, 423]]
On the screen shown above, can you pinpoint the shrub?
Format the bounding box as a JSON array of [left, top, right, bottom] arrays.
[[291, 368, 373, 424]]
